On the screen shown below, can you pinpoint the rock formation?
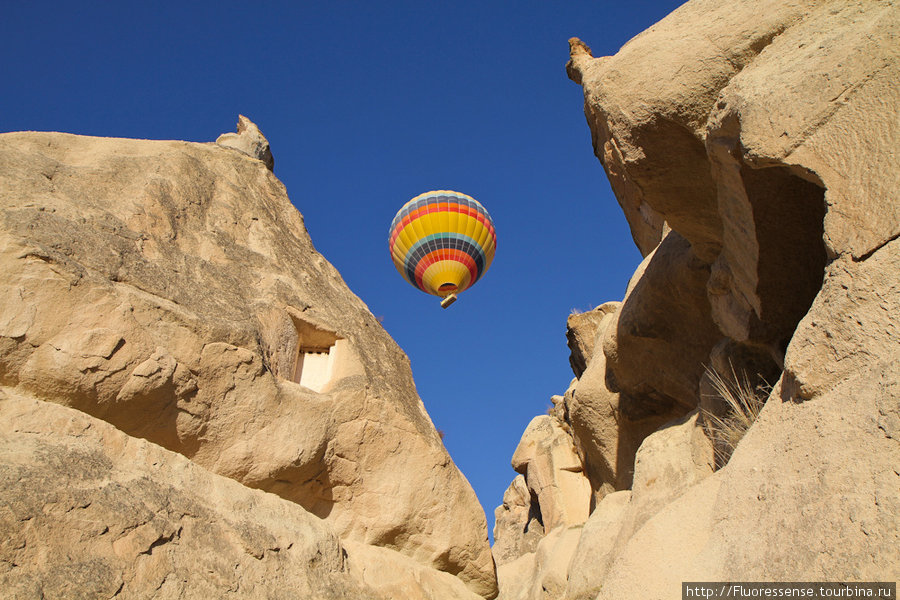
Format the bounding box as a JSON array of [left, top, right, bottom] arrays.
[[216, 114, 275, 171], [1, 389, 487, 599], [1, 389, 367, 599], [494, 0, 899, 597], [0, 119, 497, 598], [3, 0, 898, 596]]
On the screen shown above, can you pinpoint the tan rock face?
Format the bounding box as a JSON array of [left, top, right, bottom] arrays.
[[550, 1, 900, 598], [784, 241, 900, 401], [494, 525, 583, 600], [569, 0, 898, 354], [700, 0, 899, 351], [215, 114, 275, 171], [611, 410, 714, 546], [566, 0, 823, 262], [560, 412, 714, 600], [564, 302, 617, 378], [563, 491, 630, 600], [0, 389, 366, 599], [599, 363, 900, 598], [705, 1, 899, 263], [568, 302, 672, 497], [511, 416, 592, 533], [547, 232, 721, 508], [492, 409, 593, 580], [492, 475, 543, 567], [0, 129, 496, 597], [345, 541, 485, 600], [0, 389, 494, 600], [603, 230, 723, 414]]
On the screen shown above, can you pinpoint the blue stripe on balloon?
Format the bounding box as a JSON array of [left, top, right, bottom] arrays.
[[403, 232, 486, 288]]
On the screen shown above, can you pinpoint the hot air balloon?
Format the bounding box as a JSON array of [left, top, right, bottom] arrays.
[[389, 190, 497, 308]]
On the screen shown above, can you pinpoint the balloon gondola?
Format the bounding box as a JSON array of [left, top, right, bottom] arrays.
[[388, 190, 497, 308]]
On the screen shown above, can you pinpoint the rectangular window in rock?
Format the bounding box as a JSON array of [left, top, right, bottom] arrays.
[[289, 317, 341, 393], [293, 345, 335, 392]]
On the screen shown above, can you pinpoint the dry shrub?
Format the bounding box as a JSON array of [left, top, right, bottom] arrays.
[[702, 364, 770, 469]]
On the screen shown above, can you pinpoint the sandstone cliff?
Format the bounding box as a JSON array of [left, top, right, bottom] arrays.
[[0, 120, 497, 598], [494, 1, 899, 598]]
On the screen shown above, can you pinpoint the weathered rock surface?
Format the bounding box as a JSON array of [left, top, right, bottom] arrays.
[[599, 360, 900, 598], [510, 416, 591, 533], [495, 401, 716, 600], [216, 114, 275, 171], [568, 301, 671, 496], [0, 127, 496, 597], [606, 410, 714, 554], [345, 541, 485, 600], [491, 475, 543, 567], [0, 389, 353, 599], [492, 408, 593, 597], [492, 395, 598, 599], [704, 1, 899, 264], [558, 412, 713, 600], [784, 234, 900, 403], [496, 1, 899, 598], [563, 491, 630, 600], [564, 302, 616, 379], [562, 231, 721, 500], [495, 525, 582, 600], [604, 231, 724, 414], [566, 0, 827, 263], [0, 389, 490, 600]]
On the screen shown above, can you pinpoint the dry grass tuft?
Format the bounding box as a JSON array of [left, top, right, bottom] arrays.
[[702, 364, 770, 469], [569, 304, 595, 316]]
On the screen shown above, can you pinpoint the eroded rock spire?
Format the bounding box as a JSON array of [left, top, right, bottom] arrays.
[[566, 37, 594, 85], [216, 114, 275, 171]]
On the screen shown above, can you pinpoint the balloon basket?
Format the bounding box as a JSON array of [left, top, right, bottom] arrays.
[[440, 294, 458, 309]]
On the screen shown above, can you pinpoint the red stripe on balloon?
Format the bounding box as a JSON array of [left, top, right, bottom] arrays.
[[411, 248, 479, 294]]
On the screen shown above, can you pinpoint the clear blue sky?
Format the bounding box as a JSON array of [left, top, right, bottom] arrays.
[[2, 1, 684, 539]]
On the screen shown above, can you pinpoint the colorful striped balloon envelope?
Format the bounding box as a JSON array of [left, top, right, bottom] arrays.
[[389, 190, 497, 308]]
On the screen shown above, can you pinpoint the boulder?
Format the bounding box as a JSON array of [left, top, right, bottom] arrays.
[[563, 490, 631, 600], [510, 416, 591, 532], [492, 475, 543, 566], [568, 302, 672, 496], [602, 231, 723, 414], [215, 114, 275, 171], [0, 129, 496, 597], [565, 302, 618, 379]]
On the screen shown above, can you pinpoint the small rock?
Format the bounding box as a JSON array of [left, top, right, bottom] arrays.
[[216, 114, 275, 171]]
